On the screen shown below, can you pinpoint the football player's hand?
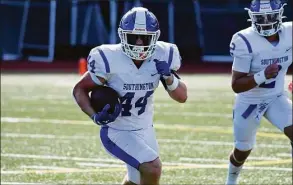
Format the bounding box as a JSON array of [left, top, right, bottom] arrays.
[[154, 59, 171, 79], [91, 104, 121, 125], [264, 63, 282, 79]]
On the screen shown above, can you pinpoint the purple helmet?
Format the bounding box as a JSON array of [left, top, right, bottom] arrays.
[[245, 0, 286, 36], [118, 7, 161, 60]]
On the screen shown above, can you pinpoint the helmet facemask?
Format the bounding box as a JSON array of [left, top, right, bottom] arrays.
[[118, 28, 160, 60], [245, 3, 286, 37]]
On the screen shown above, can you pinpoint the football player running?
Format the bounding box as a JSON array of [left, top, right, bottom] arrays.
[[72, 7, 187, 185], [226, 0, 292, 184]]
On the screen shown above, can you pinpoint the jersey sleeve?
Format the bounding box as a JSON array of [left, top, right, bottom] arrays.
[[87, 47, 109, 84], [169, 44, 181, 71], [230, 33, 253, 73]]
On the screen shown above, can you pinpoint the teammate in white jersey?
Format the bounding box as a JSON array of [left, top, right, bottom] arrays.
[[226, 0, 292, 184], [73, 7, 187, 185]]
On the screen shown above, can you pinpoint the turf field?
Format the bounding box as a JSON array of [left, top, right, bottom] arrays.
[[1, 73, 292, 184]]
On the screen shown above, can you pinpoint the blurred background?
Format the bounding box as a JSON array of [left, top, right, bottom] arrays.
[[1, 0, 292, 73]]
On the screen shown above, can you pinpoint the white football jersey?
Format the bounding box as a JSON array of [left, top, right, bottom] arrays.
[[230, 21, 292, 103], [87, 41, 181, 130]]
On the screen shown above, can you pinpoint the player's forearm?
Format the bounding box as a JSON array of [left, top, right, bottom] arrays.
[[72, 86, 96, 117], [164, 75, 187, 103], [168, 81, 187, 103], [232, 75, 258, 93]]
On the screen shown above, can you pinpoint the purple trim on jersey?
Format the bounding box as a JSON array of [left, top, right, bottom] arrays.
[[100, 126, 140, 170], [250, 0, 261, 12], [237, 33, 253, 54], [97, 48, 110, 73], [87, 55, 91, 62], [167, 46, 174, 67], [259, 81, 276, 88], [119, 11, 136, 31], [145, 11, 160, 32], [241, 104, 257, 119]]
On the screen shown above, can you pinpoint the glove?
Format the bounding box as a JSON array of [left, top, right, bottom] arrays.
[[91, 103, 121, 125], [154, 59, 171, 79]]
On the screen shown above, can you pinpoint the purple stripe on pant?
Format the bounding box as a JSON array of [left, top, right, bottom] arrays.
[[100, 126, 140, 170]]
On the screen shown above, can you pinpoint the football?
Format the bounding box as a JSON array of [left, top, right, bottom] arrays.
[[90, 86, 120, 114]]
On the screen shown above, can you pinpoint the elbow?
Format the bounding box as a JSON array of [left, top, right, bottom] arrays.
[[178, 82, 187, 103], [72, 83, 85, 102], [231, 82, 241, 94], [178, 96, 187, 103], [72, 83, 79, 98], [171, 91, 187, 103], [178, 93, 188, 103]]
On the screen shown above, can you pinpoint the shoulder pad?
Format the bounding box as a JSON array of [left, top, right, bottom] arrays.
[[87, 46, 111, 80], [230, 30, 253, 57], [155, 41, 182, 71]]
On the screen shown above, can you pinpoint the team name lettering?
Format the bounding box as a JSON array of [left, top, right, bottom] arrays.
[[123, 83, 154, 91], [261, 56, 288, 65]]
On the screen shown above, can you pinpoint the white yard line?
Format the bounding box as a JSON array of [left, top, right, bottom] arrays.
[[2, 162, 289, 175], [21, 165, 80, 171], [1, 133, 96, 140], [179, 156, 282, 163], [1, 108, 232, 117], [247, 156, 283, 160], [1, 153, 123, 164], [1, 117, 282, 134], [157, 112, 232, 118], [276, 153, 292, 157], [158, 139, 287, 149], [76, 162, 124, 168], [56, 162, 292, 172], [1, 183, 44, 185], [1, 153, 291, 172], [1, 133, 287, 149], [1, 117, 90, 125], [1, 165, 291, 176]]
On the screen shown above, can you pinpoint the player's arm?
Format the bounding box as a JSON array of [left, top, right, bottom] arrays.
[[231, 46, 281, 93], [155, 44, 187, 103], [164, 73, 187, 103], [232, 64, 280, 93], [229, 33, 279, 93], [73, 48, 108, 118], [72, 72, 106, 117]]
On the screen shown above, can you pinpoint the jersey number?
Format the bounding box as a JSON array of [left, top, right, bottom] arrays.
[[230, 42, 236, 56], [89, 60, 96, 73], [120, 90, 154, 116]]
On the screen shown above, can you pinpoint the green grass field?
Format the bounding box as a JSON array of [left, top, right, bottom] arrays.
[[1, 73, 292, 184]]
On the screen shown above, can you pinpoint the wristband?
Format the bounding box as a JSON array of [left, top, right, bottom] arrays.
[[253, 70, 267, 85], [167, 75, 179, 91]]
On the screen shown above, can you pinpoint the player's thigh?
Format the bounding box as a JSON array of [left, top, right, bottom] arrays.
[[265, 95, 292, 132], [125, 126, 159, 184], [141, 125, 159, 153], [100, 126, 159, 183], [100, 126, 159, 167], [233, 102, 260, 151]]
